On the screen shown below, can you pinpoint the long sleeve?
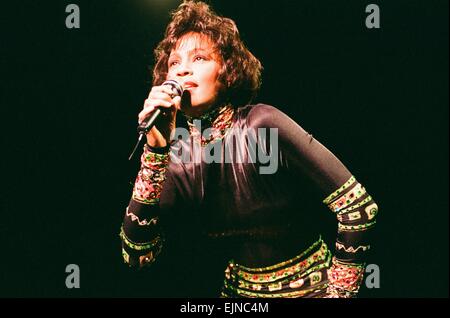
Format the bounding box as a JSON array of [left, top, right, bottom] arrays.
[[322, 176, 378, 297], [120, 144, 170, 269], [248, 104, 379, 297]]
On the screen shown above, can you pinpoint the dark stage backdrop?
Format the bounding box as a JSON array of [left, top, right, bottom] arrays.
[[1, 0, 448, 297]]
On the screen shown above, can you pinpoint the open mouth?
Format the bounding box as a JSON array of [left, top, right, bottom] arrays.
[[184, 82, 198, 90]]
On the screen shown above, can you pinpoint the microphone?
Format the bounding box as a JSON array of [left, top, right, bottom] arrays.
[[137, 79, 184, 134], [129, 79, 184, 160]]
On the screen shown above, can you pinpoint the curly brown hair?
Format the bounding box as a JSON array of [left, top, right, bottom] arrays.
[[152, 0, 262, 107]]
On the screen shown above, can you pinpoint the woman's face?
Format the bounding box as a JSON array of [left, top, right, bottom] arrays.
[[167, 32, 223, 116]]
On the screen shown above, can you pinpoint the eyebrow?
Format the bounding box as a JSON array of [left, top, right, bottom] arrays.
[[169, 48, 212, 58]]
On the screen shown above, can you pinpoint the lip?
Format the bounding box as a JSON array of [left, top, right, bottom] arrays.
[[183, 81, 198, 89]]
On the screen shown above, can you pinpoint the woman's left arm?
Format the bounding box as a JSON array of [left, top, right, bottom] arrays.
[[249, 104, 379, 298]]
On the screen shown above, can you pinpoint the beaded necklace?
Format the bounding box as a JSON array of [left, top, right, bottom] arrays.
[[185, 104, 235, 147]]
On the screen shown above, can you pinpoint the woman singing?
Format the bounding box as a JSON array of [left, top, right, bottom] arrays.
[[120, 0, 379, 298]]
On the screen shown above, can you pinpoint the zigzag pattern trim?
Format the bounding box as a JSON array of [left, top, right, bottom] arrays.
[[336, 242, 370, 253], [126, 206, 158, 226]]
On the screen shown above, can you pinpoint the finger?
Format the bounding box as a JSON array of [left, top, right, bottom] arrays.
[[148, 91, 174, 103], [160, 84, 177, 96], [154, 85, 179, 99], [172, 96, 182, 110], [138, 106, 155, 123], [149, 85, 176, 98], [143, 98, 172, 110], [138, 100, 172, 123]]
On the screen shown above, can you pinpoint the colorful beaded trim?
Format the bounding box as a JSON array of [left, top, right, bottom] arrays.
[[326, 257, 365, 298], [132, 145, 170, 205], [364, 202, 379, 220], [233, 237, 324, 273], [337, 202, 378, 223], [323, 176, 356, 205], [222, 238, 331, 298], [225, 260, 331, 294], [122, 248, 130, 264], [186, 104, 235, 147], [338, 196, 372, 214], [328, 183, 366, 213], [337, 210, 362, 223], [119, 226, 162, 251], [338, 220, 377, 232], [121, 241, 162, 268], [230, 242, 330, 284]]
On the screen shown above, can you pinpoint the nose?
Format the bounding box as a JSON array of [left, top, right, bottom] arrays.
[[176, 61, 193, 77]]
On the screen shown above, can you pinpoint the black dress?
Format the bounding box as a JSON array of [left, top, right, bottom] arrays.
[[120, 104, 378, 297]]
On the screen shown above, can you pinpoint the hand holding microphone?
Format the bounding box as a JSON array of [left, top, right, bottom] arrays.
[[128, 80, 183, 160], [137, 80, 184, 148]]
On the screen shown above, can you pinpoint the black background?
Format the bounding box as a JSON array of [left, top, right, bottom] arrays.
[[1, 0, 448, 297]]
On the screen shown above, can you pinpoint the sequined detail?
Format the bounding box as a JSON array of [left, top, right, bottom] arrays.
[[221, 238, 331, 298], [121, 248, 130, 264], [338, 221, 376, 232], [132, 144, 170, 205], [325, 257, 365, 298], [365, 203, 379, 220], [338, 196, 373, 214], [119, 226, 162, 251], [323, 176, 356, 204], [337, 211, 361, 223], [324, 176, 379, 292], [328, 183, 366, 212], [186, 104, 235, 147]]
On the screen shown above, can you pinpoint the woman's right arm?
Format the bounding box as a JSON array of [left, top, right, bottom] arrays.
[[120, 144, 170, 269], [120, 85, 180, 269]]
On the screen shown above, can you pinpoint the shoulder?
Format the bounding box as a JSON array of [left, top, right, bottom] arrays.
[[237, 103, 300, 130], [242, 103, 282, 118]]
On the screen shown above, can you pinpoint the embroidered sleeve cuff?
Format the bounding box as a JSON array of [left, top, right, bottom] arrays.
[[119, 225, 164, 269], [145, 143, 171, 154], [132, 144, 170, 205], [326, 257, 365, 298], [324, 176, 379, 263]]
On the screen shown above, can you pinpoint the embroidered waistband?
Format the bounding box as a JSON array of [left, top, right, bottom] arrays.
[[221, 237, 331, 298]]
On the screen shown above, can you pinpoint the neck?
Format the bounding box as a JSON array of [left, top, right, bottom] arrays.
[[184, 104, 235, 146], [184, 103, 230, 128]]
